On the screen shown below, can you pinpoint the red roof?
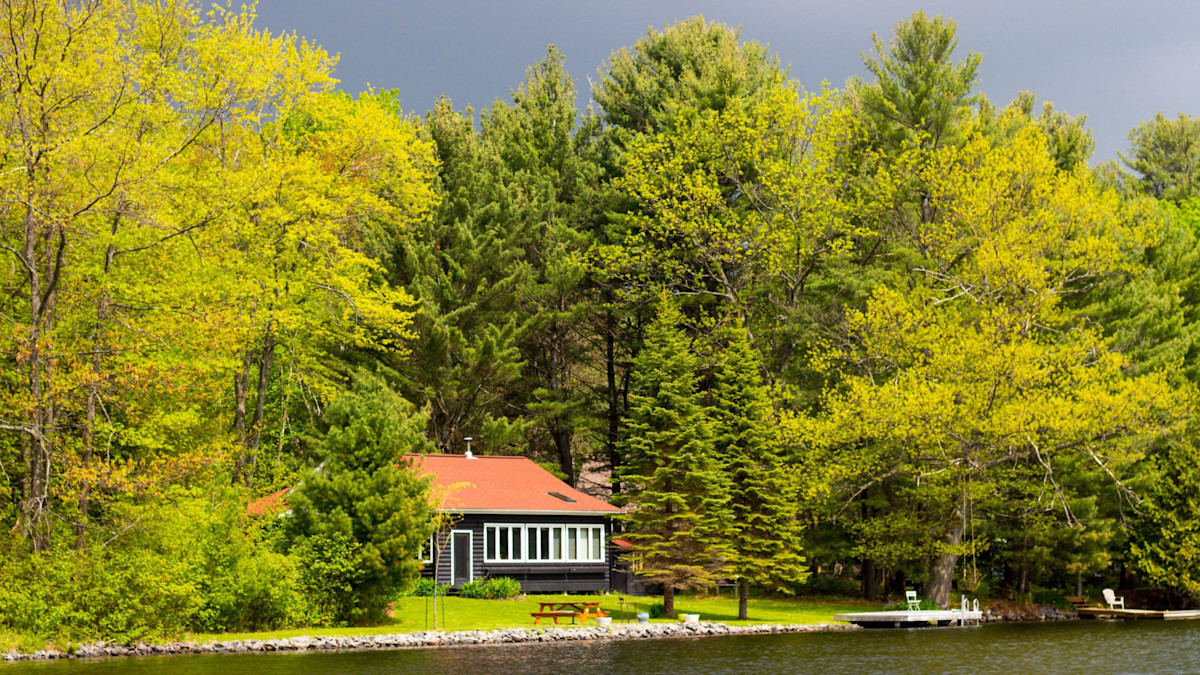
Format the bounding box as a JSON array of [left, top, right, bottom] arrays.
[[408, 453, 620, 515], [245, 454, 620, 516]]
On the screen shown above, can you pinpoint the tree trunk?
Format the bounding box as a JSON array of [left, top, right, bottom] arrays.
[[19, 202, 60, 553], [738, 578, 749, 620], [1120, 562, 1133, 590], [232, 346, 253, 482], [663, 585, 675, 619], [927, 519, 965, 609], [604, 302, 621, 494], [552, 426, 574, 487], [861, 558, 878, 601], [547, 327, 574, 486], [79, 236, 117, 550], [236, 330, 275, 486], [233, 347, 251, 442], [80, 354, 99, 549], [233, 326, 275, 485], [248, 329, 275, 452], [1076, 572, 1083, 598]]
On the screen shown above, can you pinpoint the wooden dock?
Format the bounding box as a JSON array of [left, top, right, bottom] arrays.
[[1076, 607, 1200, 620], [833, 609, 983, 628]]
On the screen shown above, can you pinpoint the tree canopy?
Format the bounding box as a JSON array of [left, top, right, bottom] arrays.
[[0, 3, 1196, 641]]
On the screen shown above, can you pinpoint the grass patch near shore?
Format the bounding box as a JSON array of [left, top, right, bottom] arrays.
[[186, 594, 875, 643], [0, 629, 52, 654]]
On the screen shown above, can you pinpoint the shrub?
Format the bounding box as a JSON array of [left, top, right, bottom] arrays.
[[483, 577, 522, 599], [1032, 589, 1068, 609], [457, 579, 488, 599], [74, 546, 202, 643], [0, 551, 76, 640], [293, 532, 363, 627], [797, 575, 860, 597], [452, 577, 522, 599], [401, 578, 448, 597], [451, 576, 484, 595], [0, 481, 311, 643], [196, 546, 304, 632]]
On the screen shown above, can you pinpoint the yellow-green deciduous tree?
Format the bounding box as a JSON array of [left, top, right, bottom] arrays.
[[0, 0, 337, 551], [807, 123, 1186, 607], [218, 88, 437, 485], [0, 0, 438, 554]]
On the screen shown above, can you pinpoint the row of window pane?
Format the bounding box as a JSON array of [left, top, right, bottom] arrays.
[[485, 524, 604, 563]]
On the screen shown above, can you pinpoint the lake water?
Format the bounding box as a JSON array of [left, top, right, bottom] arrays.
[[5, 621, 1200, 674]]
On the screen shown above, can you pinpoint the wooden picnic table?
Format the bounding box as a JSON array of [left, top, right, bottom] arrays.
[[531, 600, 608, 624]]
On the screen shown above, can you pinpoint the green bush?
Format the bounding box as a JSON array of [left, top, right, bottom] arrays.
[[0, 481, 312, 644], [401, 577, 448, 597], [293, 532, 363, 627], [0, 539, 204, 644], [0, 552, 76, 640], [75, 546, 202, 643], [430, 576, 520, 600], [483, 577, 522, 599], [648, 601, 665, 618], [1032, 589, 1068, 609], [798, 576, 860, 597], [457, 579, 488, 599], [196, 545, 304, 632]]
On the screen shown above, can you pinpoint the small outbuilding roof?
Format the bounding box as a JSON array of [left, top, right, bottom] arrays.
[[246, 487, 290, 516], [409, 453, 620, 515]]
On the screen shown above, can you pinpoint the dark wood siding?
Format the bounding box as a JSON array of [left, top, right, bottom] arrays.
[[420, 513, 612, 593]]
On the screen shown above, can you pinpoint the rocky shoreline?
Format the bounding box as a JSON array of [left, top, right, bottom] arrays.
[[2, 621, 862, 662], [1, 603, 1084, 662]]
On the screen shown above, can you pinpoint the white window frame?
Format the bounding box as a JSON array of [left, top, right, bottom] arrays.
[[484, 524, 526, 562], [484, 523, 606, 564]]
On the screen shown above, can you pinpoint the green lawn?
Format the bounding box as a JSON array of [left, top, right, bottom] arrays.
[[187, 594, 875, 643]]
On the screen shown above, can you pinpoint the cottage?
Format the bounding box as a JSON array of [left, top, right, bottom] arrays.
[[412, 452, 621, 593]]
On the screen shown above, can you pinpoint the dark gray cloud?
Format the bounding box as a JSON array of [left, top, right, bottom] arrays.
[[255, 0, 1200, 163]]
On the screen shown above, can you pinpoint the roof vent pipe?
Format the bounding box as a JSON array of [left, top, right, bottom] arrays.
[[464, 436, 475, 458]]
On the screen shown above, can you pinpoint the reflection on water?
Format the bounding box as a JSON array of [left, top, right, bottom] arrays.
[[4, 621, 1200, 675]]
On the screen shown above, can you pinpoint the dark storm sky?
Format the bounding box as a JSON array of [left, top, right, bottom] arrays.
[[254, 0, 1200, 164]]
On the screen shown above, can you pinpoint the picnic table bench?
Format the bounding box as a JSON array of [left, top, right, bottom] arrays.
[[531, 601, 609, 624]]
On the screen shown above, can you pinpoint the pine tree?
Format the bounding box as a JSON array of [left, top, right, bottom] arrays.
[[1121, 113, 1200, 201], [388, 98, 530, 453], [853, 10, 980, 152], [617, 296, 732, 617], [482, 46, 603, 484], [284, 370, 435, 624], [711, 324, 808, 620], [594, 15, 786, 147]]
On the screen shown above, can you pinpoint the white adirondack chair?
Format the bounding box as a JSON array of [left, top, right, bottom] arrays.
[[905, 590, 921, 611], [1102, 588, 1125, 609]]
